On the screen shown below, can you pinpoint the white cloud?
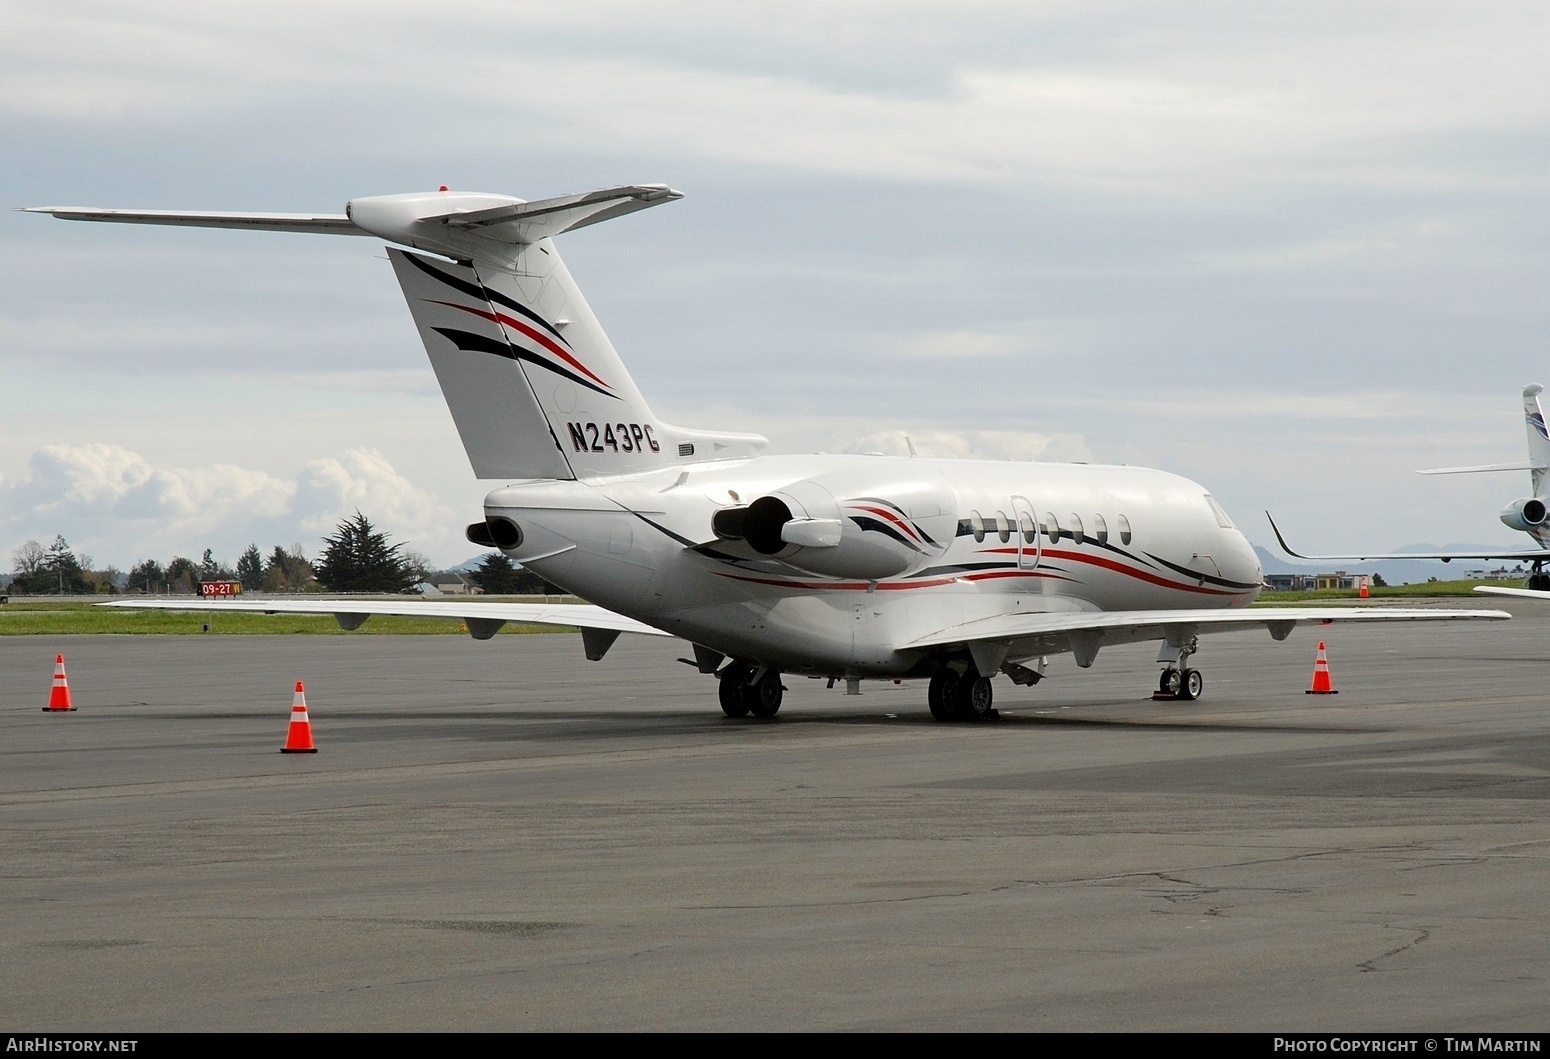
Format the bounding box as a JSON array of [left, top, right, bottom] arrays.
[[0, 443, 460, 569]]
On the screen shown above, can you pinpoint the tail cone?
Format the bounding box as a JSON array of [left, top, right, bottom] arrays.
[[1306, 641, 1338, 695], [43, 653, 75, 712], [281, 680, 318, 753]]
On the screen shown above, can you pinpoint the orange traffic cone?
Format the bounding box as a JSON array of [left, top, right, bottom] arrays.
[[281, 681, 317, 753], [1358, 576, 1369, 599], [43, 653, 75, 712], [1306, 641, 1338, 695]]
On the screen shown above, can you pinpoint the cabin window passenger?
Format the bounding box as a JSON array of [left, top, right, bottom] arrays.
[[1069, 514, 1085, 545], [995, 510, 1010, 543], [1093, 513, 1108, 545], [1118, 514, 1132, 545], [970, 511, 985, 543], [1020, 511, 1037, 544], [1044, 512, 1060, 544]]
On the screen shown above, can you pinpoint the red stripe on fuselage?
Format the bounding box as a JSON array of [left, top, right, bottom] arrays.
[[713, 569, 1071, 591], [849, 504, 923, 543], [979, 546, 1236, 596]]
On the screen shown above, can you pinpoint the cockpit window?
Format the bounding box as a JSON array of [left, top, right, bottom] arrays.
[[1203, 494, 1234, 529]]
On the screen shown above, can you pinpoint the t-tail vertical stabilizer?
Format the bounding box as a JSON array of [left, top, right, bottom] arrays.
[[26, 185, 767, 481]]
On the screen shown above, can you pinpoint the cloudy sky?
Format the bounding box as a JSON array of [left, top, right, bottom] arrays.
[[3, 1, 1548, 571]]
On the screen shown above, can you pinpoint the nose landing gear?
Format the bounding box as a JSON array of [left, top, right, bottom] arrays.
[[1154, 635, 1204, 702]]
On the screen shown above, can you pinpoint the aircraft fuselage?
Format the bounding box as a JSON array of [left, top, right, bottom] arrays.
[[490, 454, 1264, 678]]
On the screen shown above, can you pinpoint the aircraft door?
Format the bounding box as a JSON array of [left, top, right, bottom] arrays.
[[1011, 495, 1039, 569]]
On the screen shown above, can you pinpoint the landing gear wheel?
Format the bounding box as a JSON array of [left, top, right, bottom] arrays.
[[1177, 669, 1203, 702], [746, 671, 784, 718], [718, 663, 752, 718], [1532, 573, 1550, 591], [1159, 668, 1178, 694], [928, 669, 961, 721], [954, 674, 995, 721]]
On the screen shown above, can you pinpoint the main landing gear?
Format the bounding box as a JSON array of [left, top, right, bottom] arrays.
[[1529, 561, 1550, 592], [718, 662, 784, 719], [928, 666, 996, 722]]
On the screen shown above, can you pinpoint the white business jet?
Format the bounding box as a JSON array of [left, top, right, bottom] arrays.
[[1269, 385, 1550, 593], [24, 187, 1507, 720]]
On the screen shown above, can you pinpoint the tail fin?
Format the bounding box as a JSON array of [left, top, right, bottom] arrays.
[[1524, 385, 1550, 496], [28, 183, 767, 480], [384, 189, 765, 480]]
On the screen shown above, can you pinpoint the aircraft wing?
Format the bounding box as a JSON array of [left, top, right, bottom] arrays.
[[1473, 586, 1550, 601], [1417, 462, 1540, 475], [96, 597, 669, 648], [905, 605, 1508, 669], [1264, 512, 1550, 562]]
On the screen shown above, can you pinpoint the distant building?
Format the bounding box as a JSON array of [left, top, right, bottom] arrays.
[[420, 572, 479, 595], [1265, 571, 1369, 591]]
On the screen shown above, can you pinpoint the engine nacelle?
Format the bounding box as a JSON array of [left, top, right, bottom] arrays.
[[715, 470, 956, 581], [1500, 497, 1549, 533]]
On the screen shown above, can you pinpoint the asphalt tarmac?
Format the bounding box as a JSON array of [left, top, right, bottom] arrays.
[[2, 602, 1547, 1031]]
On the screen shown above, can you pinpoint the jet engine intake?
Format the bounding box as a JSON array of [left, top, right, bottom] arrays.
[[722, 471, 955, 581], [1500, 497, 1548, 533]]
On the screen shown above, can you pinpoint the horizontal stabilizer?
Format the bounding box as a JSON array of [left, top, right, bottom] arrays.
[[19, 206, 364, 235], [440, 185, 682, 244]]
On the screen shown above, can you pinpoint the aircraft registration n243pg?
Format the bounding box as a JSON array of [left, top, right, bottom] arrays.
[[25, 186, 1509, 720]]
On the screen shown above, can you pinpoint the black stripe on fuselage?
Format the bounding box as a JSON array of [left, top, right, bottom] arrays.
[[848, 515, 924, 552], [1142, 551, 1260, 591]]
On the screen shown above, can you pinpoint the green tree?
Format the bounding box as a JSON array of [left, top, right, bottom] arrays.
[[315, 513, 419, 593], [127, 559, 165, 593], [468, 553, 551, 595], [236, 545, 264, 591], [165, 556, 198, 594], [262, 545, 314, 592], [40, 536, 90, 594]]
